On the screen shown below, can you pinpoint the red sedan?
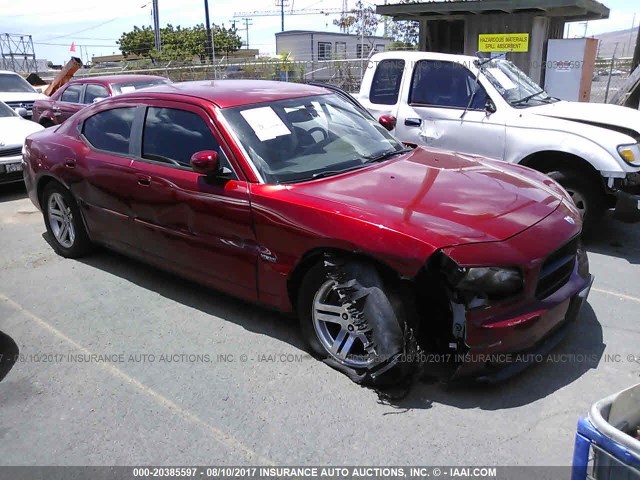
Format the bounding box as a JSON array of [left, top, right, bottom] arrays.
[[22, 80, 593, 385], [31, 74, 170, 127]]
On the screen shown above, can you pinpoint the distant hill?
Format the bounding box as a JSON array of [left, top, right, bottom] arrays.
[[593, 27, 638, 58]]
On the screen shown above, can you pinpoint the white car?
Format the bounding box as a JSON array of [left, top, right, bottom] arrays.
[[0, 101, 43, 184], [0, 70, 47, 119]]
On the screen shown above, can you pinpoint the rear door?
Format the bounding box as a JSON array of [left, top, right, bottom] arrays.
[[57, 84, 85, 123], [75, 105, 140, 250], [128, 101, 258, 301], [394, 59, 507, 160]]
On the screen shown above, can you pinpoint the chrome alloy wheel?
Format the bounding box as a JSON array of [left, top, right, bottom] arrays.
[[312, 280, 373, 368], [47, 192, 75, 248]]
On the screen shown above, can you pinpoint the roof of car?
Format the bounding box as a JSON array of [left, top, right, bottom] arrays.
[[127, 79, 331, 108], [67, 74, 168, 85], [0, 70, 22, 75]]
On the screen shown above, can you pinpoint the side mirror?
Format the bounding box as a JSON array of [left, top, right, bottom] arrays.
[[92, 97, 106, 103], [378, 114, 396, 131], [485, 98, 497, 114], [190, 150, 220, 175], [14, 107, 28, 118]]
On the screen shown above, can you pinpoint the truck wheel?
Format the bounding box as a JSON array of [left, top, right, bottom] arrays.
[[547, 170, 605, 234], [42, 183, 93, 258], [297, 255, 415, 386]]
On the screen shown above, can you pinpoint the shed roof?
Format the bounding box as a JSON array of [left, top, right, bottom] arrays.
[[376, 0, 609, 22]]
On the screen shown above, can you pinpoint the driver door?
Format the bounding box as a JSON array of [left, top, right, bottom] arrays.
[[395, 59, 507, 161], [128, 102, 258, 302]]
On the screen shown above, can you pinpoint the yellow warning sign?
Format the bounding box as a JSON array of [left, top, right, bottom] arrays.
[[478, 33, 529, 52]]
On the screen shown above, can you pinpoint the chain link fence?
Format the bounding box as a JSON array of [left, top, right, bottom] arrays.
[[590, 56, 633, 103], [74, 56, 370, 93], [74, 53, 634, 103]]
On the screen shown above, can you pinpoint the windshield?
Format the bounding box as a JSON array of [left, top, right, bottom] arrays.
[[0, 73, 37, 93], [0, 101, 17, 118], [481, 59, 558, 107], [221, 93, 405, 184], [111, 78, 170, 95]]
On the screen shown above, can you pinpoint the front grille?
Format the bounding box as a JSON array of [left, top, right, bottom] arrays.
[[0, 147, 22, 157], [5, 100, 34, 111], [535, 236, 579, 299]]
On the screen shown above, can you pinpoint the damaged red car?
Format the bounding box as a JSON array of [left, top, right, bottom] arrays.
[[22, 80, 593, 385]]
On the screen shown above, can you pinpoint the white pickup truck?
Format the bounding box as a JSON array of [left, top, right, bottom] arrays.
[[356, 51, 640, 231]]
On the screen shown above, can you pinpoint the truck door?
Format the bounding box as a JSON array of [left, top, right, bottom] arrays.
[[358, 58, 407, 126], [395, 59, 507, 161]]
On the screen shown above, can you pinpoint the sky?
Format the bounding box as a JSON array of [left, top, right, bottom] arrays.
[[0, 0, 638, 65]]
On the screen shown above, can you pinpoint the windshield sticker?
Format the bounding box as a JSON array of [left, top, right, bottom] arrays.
[[486, 67, 517, 90], [240, 106, 291, 141], [120, 86, 136, 93]]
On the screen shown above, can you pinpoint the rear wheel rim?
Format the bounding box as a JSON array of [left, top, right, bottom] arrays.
[[48, 192, 75, 248], [312, 280, 373, 368], [565, 188, 587, 218]]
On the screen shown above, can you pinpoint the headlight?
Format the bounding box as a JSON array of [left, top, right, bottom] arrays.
[[457, 267, 523, 296], [617, 144, 640, 166], [440, 254, 523, 298]]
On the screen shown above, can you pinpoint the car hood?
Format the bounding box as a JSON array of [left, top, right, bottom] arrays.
[[0, 92, 48, 102], [0, 117, 43, 146], [529, 101, 640, 139], [289, 148, 564, 248]]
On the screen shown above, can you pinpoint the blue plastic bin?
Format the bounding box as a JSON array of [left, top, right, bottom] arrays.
[[572, 383, 640, 480]]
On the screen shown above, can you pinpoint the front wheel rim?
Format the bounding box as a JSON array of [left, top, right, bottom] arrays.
[[48, 192, 75, 248], [312, 280, 373, 368]]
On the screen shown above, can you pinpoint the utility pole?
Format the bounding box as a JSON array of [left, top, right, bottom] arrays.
[[242, 18, 252, 49], [152, 0, 161, 52], [204, 0, 214, 62], [275, 0, 288, 32]]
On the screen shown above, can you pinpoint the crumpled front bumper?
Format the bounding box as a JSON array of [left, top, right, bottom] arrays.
[[457, 274, 594, 383], [442, 199, 593, 382]]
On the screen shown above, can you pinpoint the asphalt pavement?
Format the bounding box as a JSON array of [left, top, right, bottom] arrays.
[[1, 182, 639, 467]]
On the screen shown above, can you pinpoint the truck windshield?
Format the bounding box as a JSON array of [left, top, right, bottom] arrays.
[[0, 73, 37, 93], [481, 59, 558, 107], [221, 93, 405, 184]]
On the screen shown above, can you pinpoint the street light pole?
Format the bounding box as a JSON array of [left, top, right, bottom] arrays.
[[204, 0, 214, 62]]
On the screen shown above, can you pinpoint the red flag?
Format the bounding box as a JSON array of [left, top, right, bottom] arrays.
[[70, 42, 76, 52]]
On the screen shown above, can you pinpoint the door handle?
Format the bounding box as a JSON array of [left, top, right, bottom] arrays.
[[64, 158, 76, 168], [137, 175, 151, 186], [404, 117, 422, 127]]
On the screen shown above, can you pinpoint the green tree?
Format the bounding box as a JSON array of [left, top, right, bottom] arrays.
[[117, 23, 242, 63], [333, 0, 380, 36], [387, 0, 419, 47]]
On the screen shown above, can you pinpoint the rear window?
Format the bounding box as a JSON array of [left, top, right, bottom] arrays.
[[82, 107, 136, 155], [369, 59, 404, 105], [111, 79, 169, 95]]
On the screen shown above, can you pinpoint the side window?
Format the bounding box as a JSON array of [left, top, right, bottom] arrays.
[[142, 107, 221, 168], [356, 44, 371, 59], [318, 42, 332, 60], [84, 84, 109, 104], [82, 107, 136, 155], [370, 59, 405, 105], [60, 84, 83, 103], [410, 60, 488, 109]]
